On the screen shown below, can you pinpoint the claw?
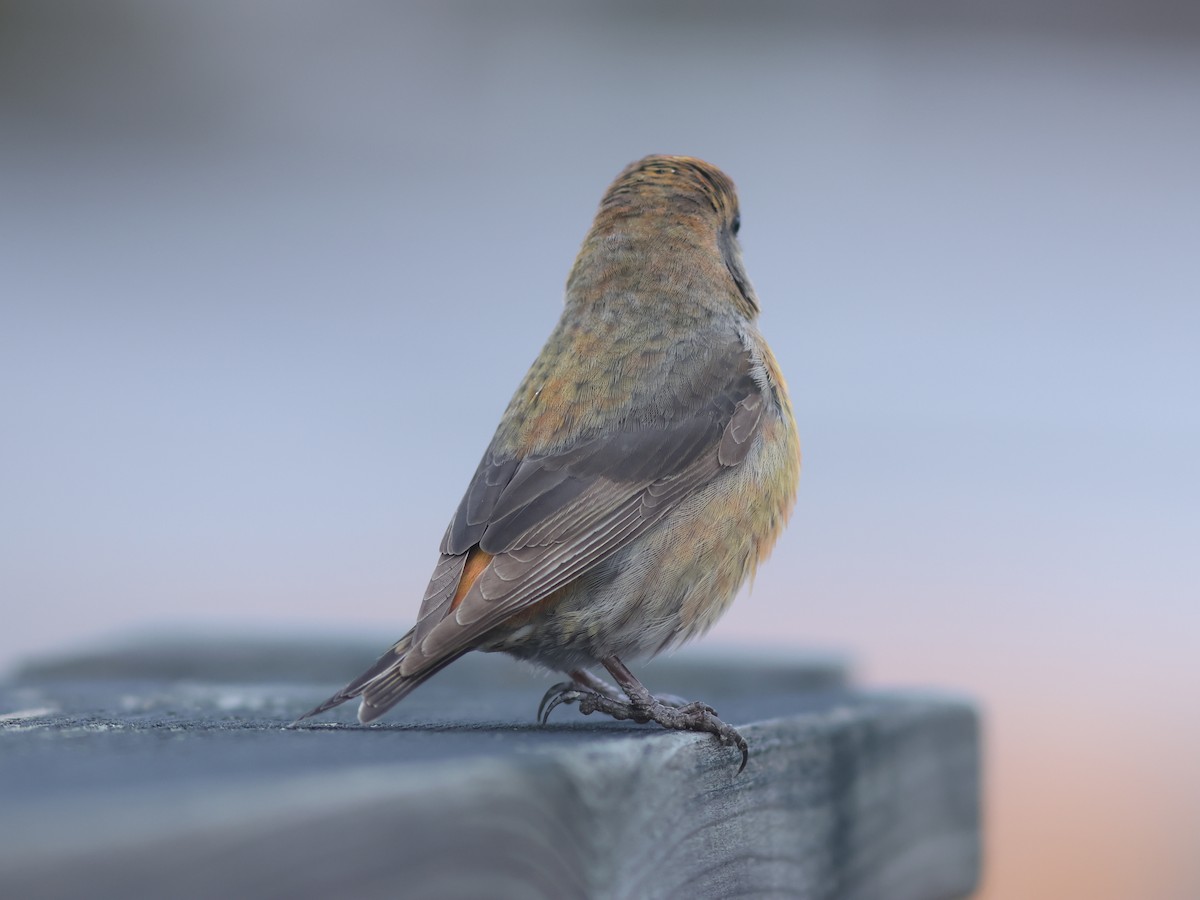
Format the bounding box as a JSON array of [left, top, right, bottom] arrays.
[[537, 681, 585, 724], [719, 726, 750, 774], [539, 690, 581, 724]]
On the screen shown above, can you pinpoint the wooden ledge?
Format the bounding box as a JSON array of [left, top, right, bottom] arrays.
[[0, 638, 980, 899]]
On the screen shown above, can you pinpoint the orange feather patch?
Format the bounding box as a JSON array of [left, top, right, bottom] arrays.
[[449, 547, 494, 613]]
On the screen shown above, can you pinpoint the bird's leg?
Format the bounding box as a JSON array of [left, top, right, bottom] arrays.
[[601, 657, 748, 772], [538, 655, 749, 773]]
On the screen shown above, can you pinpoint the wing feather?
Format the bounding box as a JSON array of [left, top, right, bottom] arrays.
[[410, 553, 469, 644], [405, 343, 766, 680], [400, 438, 735, 673]]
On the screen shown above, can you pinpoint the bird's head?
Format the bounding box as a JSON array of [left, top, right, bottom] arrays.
[[575, 155, 758, 318]]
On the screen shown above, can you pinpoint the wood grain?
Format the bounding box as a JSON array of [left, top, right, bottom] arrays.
[[0, 639, 979, 899]]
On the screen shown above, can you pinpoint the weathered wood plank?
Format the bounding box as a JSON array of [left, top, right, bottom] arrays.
[[0, 639, 979, 899]]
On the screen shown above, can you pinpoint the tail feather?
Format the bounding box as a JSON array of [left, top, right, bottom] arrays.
[[357, 648, 467, 723], [294, 630, 431, 725]]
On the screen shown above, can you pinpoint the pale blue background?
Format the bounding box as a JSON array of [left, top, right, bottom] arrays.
[[1, 5, 1197, 895]]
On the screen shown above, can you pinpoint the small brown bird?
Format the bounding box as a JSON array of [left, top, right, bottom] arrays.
[[297, 155, 800, 770]]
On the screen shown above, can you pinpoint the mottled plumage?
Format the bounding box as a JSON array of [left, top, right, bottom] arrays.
[[299, 156, 800, 766]]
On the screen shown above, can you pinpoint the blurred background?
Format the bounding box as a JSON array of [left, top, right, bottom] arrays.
[[2, 2, 1197, 896]]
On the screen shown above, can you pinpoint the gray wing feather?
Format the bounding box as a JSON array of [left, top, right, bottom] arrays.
[[719, 392, 764, 466], [411, 552, 469, 646], [400, 427, 744, 674], [403, 346, 765, 675]]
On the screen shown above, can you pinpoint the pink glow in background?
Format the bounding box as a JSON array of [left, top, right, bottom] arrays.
[[2, 4, 1198, 897]]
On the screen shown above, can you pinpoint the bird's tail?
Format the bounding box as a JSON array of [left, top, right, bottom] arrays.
[[293, 630, 465, 725]]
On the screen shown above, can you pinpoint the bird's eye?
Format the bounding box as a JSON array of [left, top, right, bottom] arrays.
[[731, 214, 741, 236]]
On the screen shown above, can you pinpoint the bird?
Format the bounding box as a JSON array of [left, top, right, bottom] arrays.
[[296, 155, 800, 771]]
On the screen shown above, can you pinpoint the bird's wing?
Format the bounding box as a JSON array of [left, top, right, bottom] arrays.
[[400, 345, 766, 678]]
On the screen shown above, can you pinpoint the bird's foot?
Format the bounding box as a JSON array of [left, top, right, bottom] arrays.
[[537, 669, 687, 724], [538, 666, 625, 723], [538, 683, 748, 774], [538, 681, 599, 724]]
